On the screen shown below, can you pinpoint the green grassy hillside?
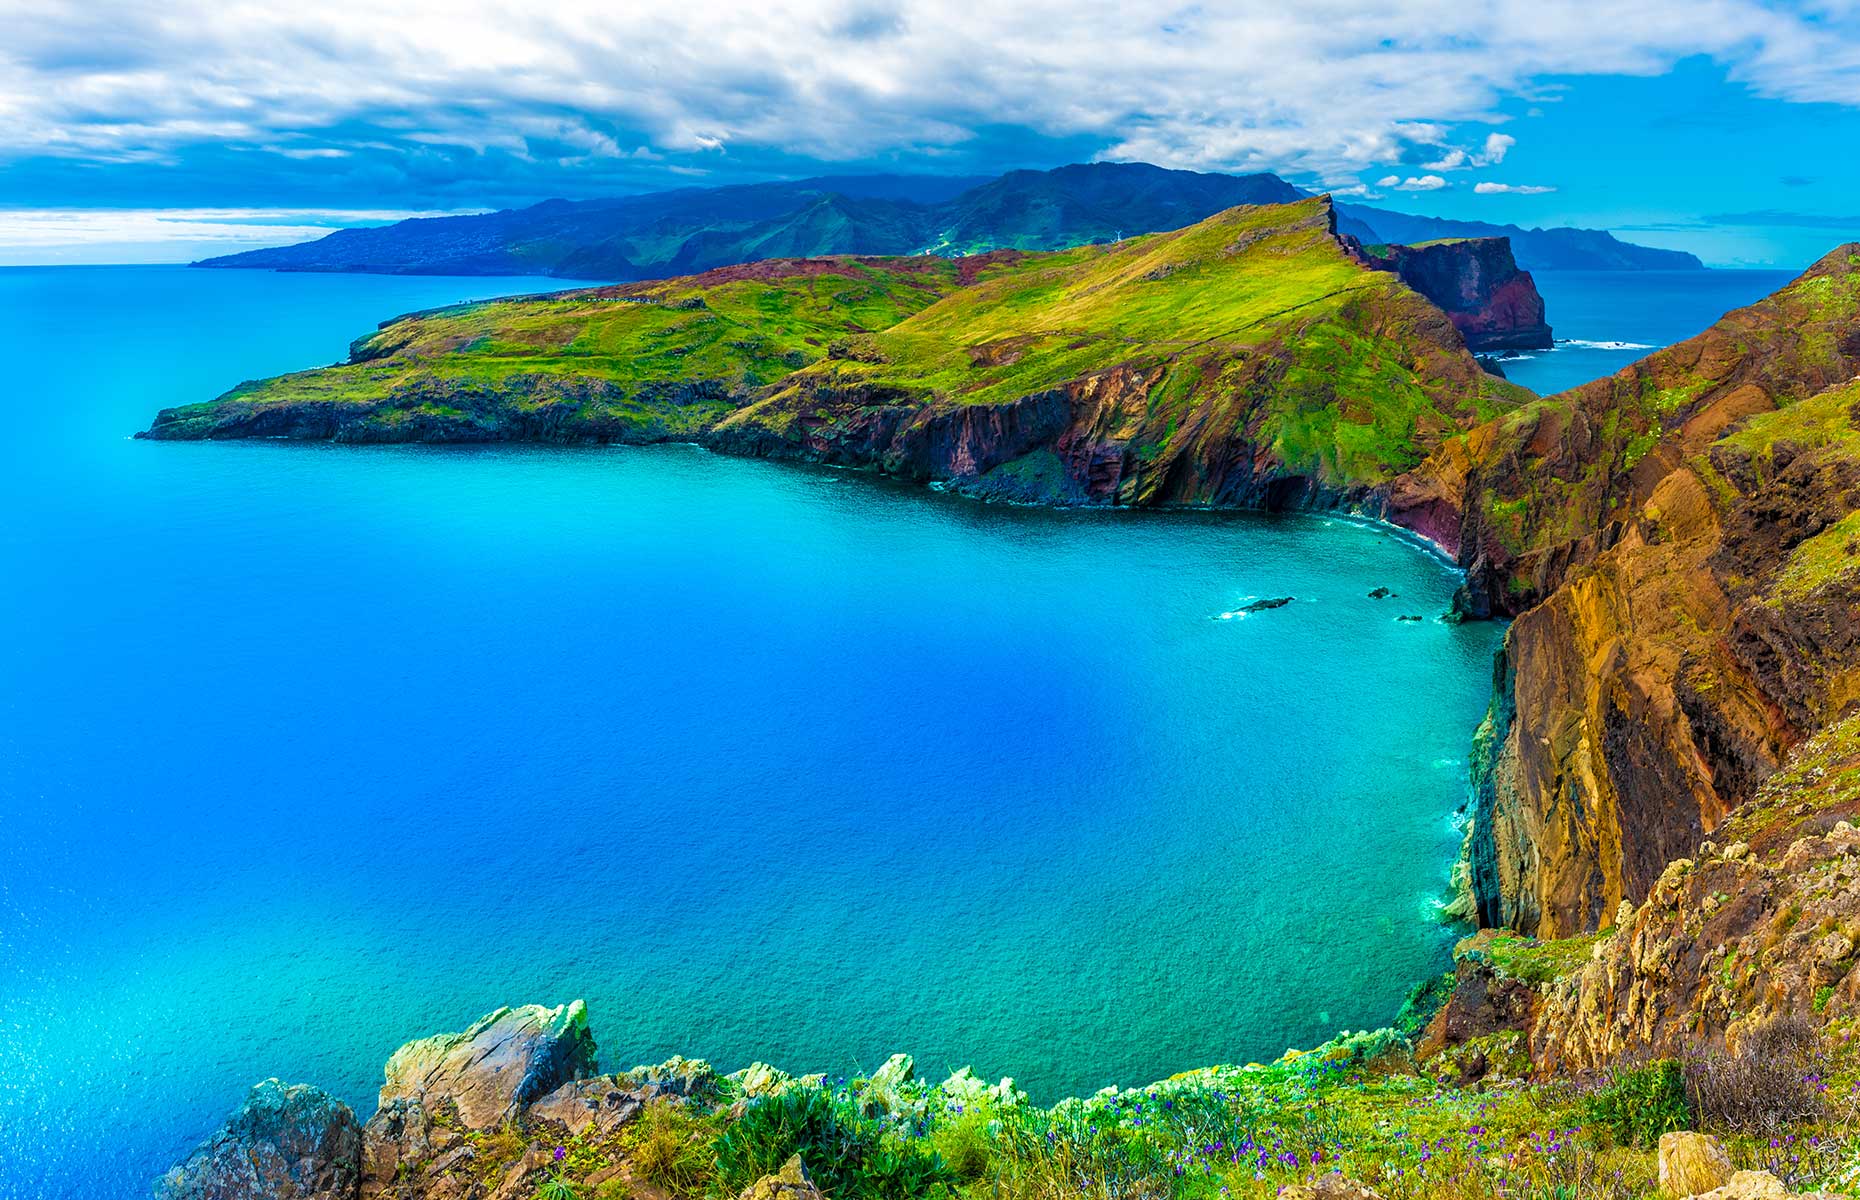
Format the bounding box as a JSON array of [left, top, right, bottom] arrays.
[[148, 198, 1526, 510]]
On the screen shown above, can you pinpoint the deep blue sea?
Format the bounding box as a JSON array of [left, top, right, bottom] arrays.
[[1499, 268, 1795, 395], [0, 260, 1781, 1199]]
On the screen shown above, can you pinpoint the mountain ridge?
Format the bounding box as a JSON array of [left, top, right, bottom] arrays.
[[195, 161, 1703, 279]]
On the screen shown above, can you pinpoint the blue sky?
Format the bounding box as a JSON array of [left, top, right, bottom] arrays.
[[2, 2, 1858, 267]]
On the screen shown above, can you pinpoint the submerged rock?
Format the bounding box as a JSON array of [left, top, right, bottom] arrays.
[[157, 1079, 360, 1200], [1367, 586, 1396, 599]]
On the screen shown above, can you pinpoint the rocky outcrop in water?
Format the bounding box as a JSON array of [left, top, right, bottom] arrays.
[[163, 1001, 723, 1200], [157, 1079, 362, 1200], [1355, 237, 1553, 351]]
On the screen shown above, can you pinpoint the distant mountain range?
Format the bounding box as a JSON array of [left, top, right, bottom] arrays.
[[197, 162, 1704, 278]]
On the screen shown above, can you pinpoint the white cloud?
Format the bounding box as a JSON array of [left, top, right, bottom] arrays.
[[0, 0, 1857, 191], [1474, 181, 1557, 194], [1478, 133, 1517, 165], [1394, 175, 1449, 191]]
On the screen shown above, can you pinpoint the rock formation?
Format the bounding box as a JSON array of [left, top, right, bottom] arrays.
[[156, 1079, 362, 1200], [1355, 237, 1553, 351]]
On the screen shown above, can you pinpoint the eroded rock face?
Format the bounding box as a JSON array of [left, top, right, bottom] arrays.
[[157, 1079, 361, 1200], [1532, 715, 1860, 1070], [376, 1001, 598, 1130], [1431, 247, 1860, 937], [1358, 238, 1553, 351]]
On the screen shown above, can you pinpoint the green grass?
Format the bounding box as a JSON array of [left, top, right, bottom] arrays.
[[153, 198, 1529, 497]]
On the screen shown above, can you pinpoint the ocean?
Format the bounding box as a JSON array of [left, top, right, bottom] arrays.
[[1497, 268, 1796, 396], [0, 259, 1779, 1198]]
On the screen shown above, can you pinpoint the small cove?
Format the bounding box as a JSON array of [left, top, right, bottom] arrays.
[[0, 266, 1506, 1199]]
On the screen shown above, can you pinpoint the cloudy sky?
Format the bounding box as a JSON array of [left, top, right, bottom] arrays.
[[3, 0, 1859, 266]]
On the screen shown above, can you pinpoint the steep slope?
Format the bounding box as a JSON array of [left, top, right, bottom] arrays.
[[1390, 248, 1860, 938], [148, 198, 1527, 513], [196, 163, 1702, 278], [710, 198, 1523, 507]]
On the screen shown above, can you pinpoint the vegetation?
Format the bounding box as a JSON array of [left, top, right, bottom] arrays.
[[1586, 1061, 1691, 1148], [502, 1014, 1860, 1200], [148, 197, 1528, 505]]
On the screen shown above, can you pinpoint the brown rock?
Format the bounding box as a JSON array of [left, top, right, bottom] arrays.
[[1658, 1132, 1734, 1198], [1695, 1170, 1790, 1200], [737, 1154, 826, 1200], [156, 1079, 361, 1200]]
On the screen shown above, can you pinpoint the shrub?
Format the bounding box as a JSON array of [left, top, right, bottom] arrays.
[[1587, 1059, 1690, 1147], [623, 1100, 715, 1197], [1684, 1013, 1826, 1132], [931, 1111, 996, 1183], [711, 1087, 950, 1200], [1394, 972, 1456, 1038]]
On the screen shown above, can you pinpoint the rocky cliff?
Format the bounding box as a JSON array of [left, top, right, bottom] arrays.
[[1355, 238, 1553, 351], [1399, 248, 1860, 939]]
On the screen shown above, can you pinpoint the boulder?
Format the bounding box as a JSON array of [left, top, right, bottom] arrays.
[[1695, 1171, 1789, 1200], [860, 1053, 919, 1117], [618, 1054, 718, 1100], [156, 1079, 361, 1200], [734, 1061, 795, 1098], [378, 1001, 597, 1130], [738, 1154, 826, 1200], [1659, 1132, 1734, 1198], [526, 1076, 645, 1136]]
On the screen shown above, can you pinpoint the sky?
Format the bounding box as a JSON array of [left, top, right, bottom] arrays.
[[2, 1, 1859, 267]]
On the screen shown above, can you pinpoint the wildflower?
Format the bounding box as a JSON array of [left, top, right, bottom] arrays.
[[553, 1146, 566, 1162]]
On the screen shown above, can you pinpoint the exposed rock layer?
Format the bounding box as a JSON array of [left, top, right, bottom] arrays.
[[1355, 237, 1553, 351]]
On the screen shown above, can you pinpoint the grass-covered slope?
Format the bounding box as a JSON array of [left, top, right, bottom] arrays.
[[713, 197, 1522, 506], [143, 255, 1010, 443], [146, 198, 1527, 511]]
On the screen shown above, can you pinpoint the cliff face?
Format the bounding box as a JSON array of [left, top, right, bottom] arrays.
[[1403, 250, 1860, 938], [1357, 238, 1553, 351], [1532, 712, 1860, 1070]]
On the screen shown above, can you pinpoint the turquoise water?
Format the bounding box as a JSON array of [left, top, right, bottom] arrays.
[[1500, 268, 1796, 396], [0, 266, 1509, 1199]]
